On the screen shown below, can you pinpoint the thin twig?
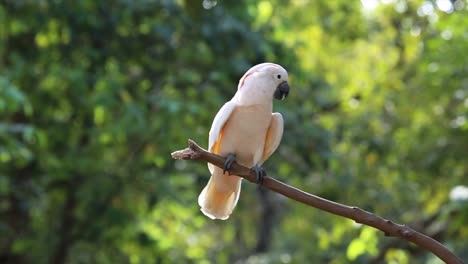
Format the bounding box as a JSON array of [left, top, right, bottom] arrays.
[[171, 139, 463, 264]]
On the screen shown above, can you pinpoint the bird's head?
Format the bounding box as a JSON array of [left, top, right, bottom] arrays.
[[235, 63, 290, 105]]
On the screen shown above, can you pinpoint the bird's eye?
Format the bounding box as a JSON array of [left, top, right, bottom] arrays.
[[277, 74, 281, 79]]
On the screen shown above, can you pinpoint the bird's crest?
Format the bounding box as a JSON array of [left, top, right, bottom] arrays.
[[238, 63, 280, 90]]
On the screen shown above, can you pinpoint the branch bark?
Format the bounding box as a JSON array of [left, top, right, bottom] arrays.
[[171, 139, 463, 264]]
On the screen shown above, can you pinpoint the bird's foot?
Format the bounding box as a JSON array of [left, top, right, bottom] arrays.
[[252, 164, 266, 185], [223, 153, 237, 175]]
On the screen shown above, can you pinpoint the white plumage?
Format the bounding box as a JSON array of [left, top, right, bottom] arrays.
[[198, 63, 289, 220]]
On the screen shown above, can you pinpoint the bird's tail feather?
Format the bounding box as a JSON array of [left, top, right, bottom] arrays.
[[198, 169, 241, 220]]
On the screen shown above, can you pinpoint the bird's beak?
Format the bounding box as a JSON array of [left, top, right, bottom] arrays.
[[274, 81, 289, 100]]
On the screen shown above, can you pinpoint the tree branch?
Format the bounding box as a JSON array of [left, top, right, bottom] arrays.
[[171, 139, 463, 264]]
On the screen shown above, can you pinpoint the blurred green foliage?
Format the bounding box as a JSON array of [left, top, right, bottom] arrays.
[[1, 0, 467, 263]]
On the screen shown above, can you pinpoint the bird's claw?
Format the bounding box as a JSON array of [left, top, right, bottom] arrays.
[[252, 165, 266, 185], [223, 153, 236, 175]]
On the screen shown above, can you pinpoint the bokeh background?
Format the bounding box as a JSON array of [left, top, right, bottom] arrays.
[[1, 0, 467, 263]]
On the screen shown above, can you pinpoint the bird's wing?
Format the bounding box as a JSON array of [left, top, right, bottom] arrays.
[[208, 100, 236, 173], [261, 112, 284, 164]]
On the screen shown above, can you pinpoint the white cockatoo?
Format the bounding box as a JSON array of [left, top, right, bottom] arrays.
[[198, 62, 290, 220]]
